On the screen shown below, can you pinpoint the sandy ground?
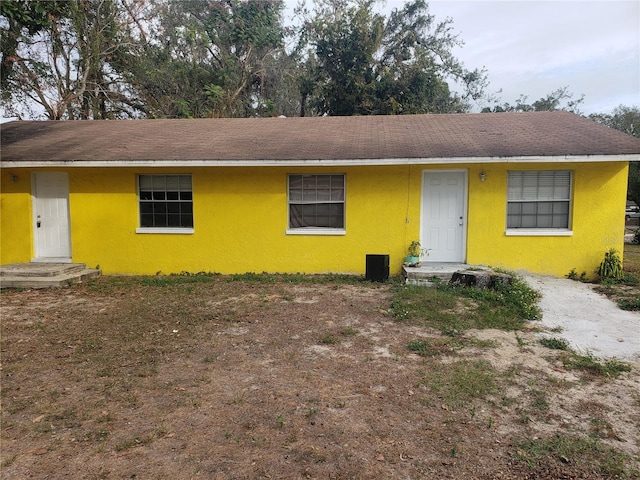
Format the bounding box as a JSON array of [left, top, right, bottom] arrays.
[[525, 274, 640, 361], [2, 278, 639, 478]]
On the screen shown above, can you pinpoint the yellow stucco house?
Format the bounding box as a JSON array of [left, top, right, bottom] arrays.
[[2, 112, 640, 278]]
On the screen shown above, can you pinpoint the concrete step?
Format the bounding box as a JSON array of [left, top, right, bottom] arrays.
[[0, 262, 88, 278], [402, 263, 489, 285], [0, 263, 100, 289]]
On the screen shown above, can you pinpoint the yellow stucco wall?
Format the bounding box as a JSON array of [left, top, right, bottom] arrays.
[[1, 169, 33, 263], [467, 162, 628, 277], [0, 162, 628, 277]]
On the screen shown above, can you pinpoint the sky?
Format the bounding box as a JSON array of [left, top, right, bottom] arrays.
[[394, 0, 640, 114]]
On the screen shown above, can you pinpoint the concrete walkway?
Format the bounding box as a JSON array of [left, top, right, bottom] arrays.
[[524, 274, 640, 361]]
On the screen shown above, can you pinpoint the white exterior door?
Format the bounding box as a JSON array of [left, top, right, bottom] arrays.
[[421, 171, 467, 262], [33, 172, 71, 260]]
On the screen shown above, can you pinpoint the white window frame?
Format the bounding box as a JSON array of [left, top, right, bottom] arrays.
[[286, 174, 346, 235], [136, 174, 194, 234], [505, 170, 573, 236]]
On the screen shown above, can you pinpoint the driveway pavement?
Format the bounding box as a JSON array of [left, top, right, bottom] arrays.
[[524, 274, 640, 361]]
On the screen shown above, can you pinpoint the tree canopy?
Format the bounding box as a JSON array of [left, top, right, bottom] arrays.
[[589, 106, 640, 206], [480, 86, 584, 114], [0, 0, 486, 119], [294, 0, 486, 116]]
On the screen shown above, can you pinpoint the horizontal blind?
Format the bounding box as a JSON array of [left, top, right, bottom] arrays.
[[508, 171, 571, 201]]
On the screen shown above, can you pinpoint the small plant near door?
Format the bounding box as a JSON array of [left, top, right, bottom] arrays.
[[405, 240, 426, 267]]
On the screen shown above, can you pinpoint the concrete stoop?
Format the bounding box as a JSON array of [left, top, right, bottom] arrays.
[[402, 263, 489, 286], [0, 263, 101, 289]]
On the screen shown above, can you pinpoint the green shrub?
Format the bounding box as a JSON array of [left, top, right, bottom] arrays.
[[566, 268, 587, 281], [595, 248, 623, 280]]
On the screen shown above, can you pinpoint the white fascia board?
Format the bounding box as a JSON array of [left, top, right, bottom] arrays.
[[2, 154, 639, 168]]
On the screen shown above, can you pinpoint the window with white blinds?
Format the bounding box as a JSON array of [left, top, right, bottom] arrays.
[[288, 174, 345, 230], [507, 171, 571, 229]]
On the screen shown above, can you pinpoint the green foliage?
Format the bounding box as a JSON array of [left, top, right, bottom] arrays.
[[392, 273, 540, 334], [560, 351, 632, 378], [407, 240, 422, 257], [0, 0, 69, 93], [482, 86, 584, 114], [140, 275, 216, 287], [589, 105, 640, 138], [407, 339, 431, 355], [407, 336, 490, 356], [340, 327, 358, 336], [589, 105, 640, 206], [539, 337, 570, 351], [617, 297, 640, 311], [566, 268, 587, 281], [0, 0, 490, 119], [454, 274, 542, 321], [1, 0, 134, 119], [407, 338, 459, 357], [319, 333, 339, 345], [227, 272, 278, 284], [516, 434, 637, 478], [297, 0, 486, 116], [225, 272, 368, 284], [419, 360, 497, 408], [595, 248, 623, 280]]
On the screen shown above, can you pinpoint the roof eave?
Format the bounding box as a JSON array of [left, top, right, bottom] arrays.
[[2, 154, 638, 168]]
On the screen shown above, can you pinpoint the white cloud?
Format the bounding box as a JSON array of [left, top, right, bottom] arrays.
[[424, 0, 640, 113]]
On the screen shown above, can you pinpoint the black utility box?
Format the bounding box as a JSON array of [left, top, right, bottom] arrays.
[[366, 254, 390, 282]]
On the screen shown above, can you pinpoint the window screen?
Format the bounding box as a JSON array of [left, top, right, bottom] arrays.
[[288, 174, 345, 229], [507, 171, 571, 229]]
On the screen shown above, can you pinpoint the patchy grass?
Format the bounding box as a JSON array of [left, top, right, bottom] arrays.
[[392, 273, 540, 334], [593, 244, 640, 310], [539, 337, 632, 378], [1, 274, 638, 479], [516, 434, 638, 479], [623, 242, 640, 273], [318, 333, 339, 345], [539, 337, 571, 351], [558, 352, 632, 379], [418, 360, 498, 409], [407, 336, 496, 357]]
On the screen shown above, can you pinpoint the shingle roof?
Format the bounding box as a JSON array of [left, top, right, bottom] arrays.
[[2, 111, 639, 166]]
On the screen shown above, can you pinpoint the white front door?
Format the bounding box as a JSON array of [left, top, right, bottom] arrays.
[[33, 172, 71, 260], [421, 170, 467, 262]]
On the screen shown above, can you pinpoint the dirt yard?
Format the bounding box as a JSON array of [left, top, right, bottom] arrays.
[[2, 276, 639, 479]]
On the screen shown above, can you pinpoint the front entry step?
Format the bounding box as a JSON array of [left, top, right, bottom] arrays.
[[402, 263, 489, 285], [0, 263, 101, 289]]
